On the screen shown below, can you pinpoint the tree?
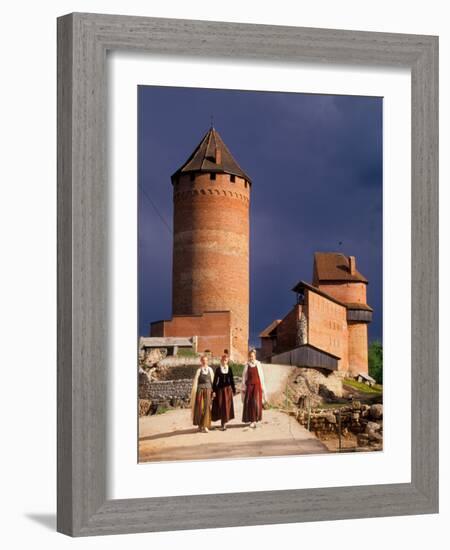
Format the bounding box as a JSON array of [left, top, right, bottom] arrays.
[[368, 340, 383, 384]]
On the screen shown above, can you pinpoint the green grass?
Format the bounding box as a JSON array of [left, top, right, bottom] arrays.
[[263, 402, 279, 410], [229, 362, 245, 377], [155, 406, 169, 415], [176, 348, 198, 358], [343, 378, 383, 394]]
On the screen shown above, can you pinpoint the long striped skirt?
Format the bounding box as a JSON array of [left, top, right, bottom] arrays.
[[211, 386, 235, 423], [242, 384, 263, 423], [193, 387, 212, 428]]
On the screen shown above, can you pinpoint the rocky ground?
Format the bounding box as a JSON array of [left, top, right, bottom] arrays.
[[296, 402, 383, 452]]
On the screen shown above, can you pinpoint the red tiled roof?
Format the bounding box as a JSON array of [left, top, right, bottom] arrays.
[[314, 252, 368, 283], [259, 319, 282, 338], [291, 280, 373, 312], [292, 280, 347, 308]]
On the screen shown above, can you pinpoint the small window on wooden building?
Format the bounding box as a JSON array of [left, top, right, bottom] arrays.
[[230, 174, 236, 183], [210, 173, 216, 180]]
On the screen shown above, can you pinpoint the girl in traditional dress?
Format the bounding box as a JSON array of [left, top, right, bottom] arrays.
[[212, 354, 236, 430], [190, 355, 215, 433], [241, 349, 267, 428]]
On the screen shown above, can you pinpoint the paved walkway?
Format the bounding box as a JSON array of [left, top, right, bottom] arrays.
[[139, 364, 328, 462]]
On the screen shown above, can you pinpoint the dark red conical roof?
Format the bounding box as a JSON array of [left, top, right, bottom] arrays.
[[171, 127, 252, 184]]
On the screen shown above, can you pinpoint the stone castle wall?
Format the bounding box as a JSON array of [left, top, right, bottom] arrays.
[[138, 372, 192, 413], [139, 370, 242, 415], [297, 402, 383, 451]]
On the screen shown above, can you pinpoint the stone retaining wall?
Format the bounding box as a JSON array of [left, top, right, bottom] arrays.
[[147, 379, 193, 402], [139, 374, 193, 413], [158, 365, 199, 380], [139, 371, 242, 416], [296, 402, 383, 451], [288, 367, 345, 407]]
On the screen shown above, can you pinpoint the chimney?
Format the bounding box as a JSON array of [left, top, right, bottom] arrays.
[[349, 256, 356, 275], [215, 146, 221, 165]]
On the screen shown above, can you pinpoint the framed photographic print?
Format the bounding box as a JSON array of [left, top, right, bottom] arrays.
[[57, 13, 438, 536], [136, 86, 384, 463]]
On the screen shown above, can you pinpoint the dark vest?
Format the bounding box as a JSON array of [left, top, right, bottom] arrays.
[[197, 370, 212, 389]]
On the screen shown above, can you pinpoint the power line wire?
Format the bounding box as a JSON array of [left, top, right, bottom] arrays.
[[139, 183, 250, 340], [139, 183, 172, 234]]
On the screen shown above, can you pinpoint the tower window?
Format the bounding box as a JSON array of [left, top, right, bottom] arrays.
[[210, 173, 216, 180], [244, 180, 248, 188], [230, 175, 236, 183], [190, 173, 195, 182]]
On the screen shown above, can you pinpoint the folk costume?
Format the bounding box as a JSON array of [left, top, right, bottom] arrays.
[[211, 364, 236, 426], [241, 359, 267, 424], [190, 365, 215, 430]]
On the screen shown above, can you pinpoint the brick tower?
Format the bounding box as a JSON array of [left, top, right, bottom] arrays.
[[169, 127, 252, 361], [313, 252, 372, 375]]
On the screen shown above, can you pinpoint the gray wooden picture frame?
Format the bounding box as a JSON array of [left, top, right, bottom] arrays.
[[57, 12, 439, 537]]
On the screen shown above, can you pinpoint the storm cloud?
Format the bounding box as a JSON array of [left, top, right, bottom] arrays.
[[138, 86, 383, 346]]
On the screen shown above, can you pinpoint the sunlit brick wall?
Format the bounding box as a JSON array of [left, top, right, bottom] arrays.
[[306, 290, 349, 371], [172, 172, 250, 360]]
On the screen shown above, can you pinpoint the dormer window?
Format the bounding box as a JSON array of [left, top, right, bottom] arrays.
[[230, 175, 236, 183]]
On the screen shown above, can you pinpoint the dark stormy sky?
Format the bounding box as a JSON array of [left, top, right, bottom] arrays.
[[138, 86, 383, 346]]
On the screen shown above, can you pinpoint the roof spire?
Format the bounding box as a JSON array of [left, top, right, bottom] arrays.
[[171, 127, 252, 184]]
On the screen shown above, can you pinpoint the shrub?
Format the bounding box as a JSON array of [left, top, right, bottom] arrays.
[[368, 341, 383, 384], [228, 362, 245, 377], [176, 348, 198, 358]]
